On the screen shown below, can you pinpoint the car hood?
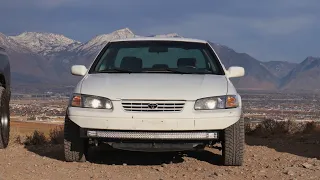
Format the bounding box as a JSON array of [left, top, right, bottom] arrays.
[[80, 73, 228, 100]]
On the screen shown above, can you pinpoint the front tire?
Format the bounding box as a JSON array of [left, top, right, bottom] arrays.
[[64, 115, 87, 162], [0, 87, 10, 149], [222, 117, 245, 166]]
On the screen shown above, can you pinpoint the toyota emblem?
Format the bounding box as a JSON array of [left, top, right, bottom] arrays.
[[148, 103, 158, 109]]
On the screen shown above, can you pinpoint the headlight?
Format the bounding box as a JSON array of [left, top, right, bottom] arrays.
[[70, 94, 113, 110], [194, 95, 239, 110]]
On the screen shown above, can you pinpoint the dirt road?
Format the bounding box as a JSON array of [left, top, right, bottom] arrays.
[[0, 135, 319, 180]]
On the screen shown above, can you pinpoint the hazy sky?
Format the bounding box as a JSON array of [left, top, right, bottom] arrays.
[[0, 0, 319, 62]]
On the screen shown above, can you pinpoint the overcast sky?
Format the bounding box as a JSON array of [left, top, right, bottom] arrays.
[[0, 0, 319, 62]]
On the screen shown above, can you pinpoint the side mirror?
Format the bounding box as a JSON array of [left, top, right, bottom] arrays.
[[226, 66, 245, 78], [71, 65, 87, 76]]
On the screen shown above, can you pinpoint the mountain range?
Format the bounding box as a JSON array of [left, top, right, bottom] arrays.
[[0, 28, 319, 93]]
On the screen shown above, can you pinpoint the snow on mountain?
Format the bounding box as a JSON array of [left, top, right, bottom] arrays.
[[76, 29, 186, 57], [76, 28, 136, 56], [153, 33, 182, 38], [10, 32, 82, 56], [0, 33, 31, 53]]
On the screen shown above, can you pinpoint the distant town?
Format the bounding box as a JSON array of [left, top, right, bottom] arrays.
[[9, 91, 320, 124]]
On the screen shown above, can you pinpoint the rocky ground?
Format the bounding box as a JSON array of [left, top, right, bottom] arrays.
[[0, 135, 319, 180]]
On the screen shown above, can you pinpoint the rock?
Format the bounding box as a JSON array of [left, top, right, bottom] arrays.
[[161, 163, 167, 167], [285, 170, 295, 176], [307, 158, 317, 163], [302, 163, 313, 169], [156, 167, 164, 172], [259, 170, 266, 173], [122, 163, 127, 166], [196, 167, 202, 171], [274, 158, 281, 161]]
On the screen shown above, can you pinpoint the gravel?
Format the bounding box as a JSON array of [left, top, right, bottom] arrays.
[[0, 136, 319, 180]]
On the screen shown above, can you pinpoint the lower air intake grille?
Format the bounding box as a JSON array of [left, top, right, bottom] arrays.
[[87, 130, 218, 140]]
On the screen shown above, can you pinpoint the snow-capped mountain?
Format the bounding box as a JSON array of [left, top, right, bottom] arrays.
[[10, 32, 82, 56], [76, 28, 136, 56], [0, 33, 59, 86], [75, 28, 185, 57], [152, 33, 181, 38], [0, 33, 31, 53], [2, 27, 318, 93]]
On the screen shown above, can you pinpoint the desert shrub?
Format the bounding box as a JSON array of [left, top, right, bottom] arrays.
[[286, 120, 305, 134], [252, 119, 287, 136], [49, 126, 64, 144], [9, 128, 26, 145], [245, 122, 253, 134], [247, 119, 319, 137], [14, 135, 25, 145], [24, 130, 47, 146], [303, 121, 319, 134]]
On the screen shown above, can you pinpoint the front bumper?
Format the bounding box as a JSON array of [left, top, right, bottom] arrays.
[[67, 101, 241, 131]]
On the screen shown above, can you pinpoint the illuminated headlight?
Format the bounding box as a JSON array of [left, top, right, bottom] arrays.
[[70, 94, 113, 110], [194, 95, 239, 110]]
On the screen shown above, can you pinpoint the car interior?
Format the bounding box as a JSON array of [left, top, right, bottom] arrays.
[[118, 56, 198, 71]]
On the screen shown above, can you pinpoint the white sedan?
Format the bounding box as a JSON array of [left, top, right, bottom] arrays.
[[65, 37, 245, 166]]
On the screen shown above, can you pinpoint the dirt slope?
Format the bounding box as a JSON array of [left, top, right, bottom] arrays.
[[0, 135, 319, 180]]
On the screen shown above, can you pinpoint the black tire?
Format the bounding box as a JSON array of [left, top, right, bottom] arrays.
[[64, 115, 87, 162], [222, 117, 245, 166], [0, 87, 10, 149]]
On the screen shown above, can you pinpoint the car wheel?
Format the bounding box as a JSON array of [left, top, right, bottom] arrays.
[[0, 87, 10, 149], [222, 117, 245, 166], [64, 115, 87, 162]]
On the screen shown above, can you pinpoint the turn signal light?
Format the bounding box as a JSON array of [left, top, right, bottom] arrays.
[[71, 95, 82, 107], [226, 96, 238, 108]]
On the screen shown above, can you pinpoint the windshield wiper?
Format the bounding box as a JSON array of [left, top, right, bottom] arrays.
[[145, 68, 216, 74], [97, 68, 133, 73], [162, 68, 194, 74]]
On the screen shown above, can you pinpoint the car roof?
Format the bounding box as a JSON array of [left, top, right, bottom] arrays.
[[110, 37, 208, 44]]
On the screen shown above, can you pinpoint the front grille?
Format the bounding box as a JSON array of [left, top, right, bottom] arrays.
[[121, 100, 185, 112]]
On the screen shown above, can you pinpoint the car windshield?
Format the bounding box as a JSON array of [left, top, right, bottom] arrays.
[[89, 40, 224, 75]]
